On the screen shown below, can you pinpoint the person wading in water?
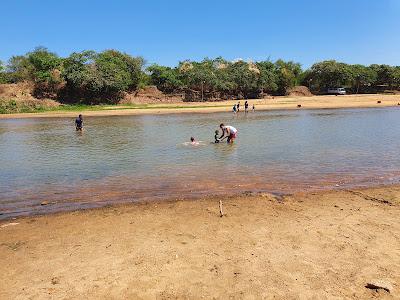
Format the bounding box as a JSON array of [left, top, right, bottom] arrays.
[[218, 123, 238, 144], [75, 114, 83, 131]]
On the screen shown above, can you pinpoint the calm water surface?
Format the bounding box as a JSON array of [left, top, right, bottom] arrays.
[[1, 107, 400, 219]]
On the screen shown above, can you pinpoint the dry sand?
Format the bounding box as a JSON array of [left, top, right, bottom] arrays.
[[1, 94, 400, 119], [1, 186, 399, 299]]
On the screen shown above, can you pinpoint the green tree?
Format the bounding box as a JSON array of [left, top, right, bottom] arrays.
[[393, 66, 400, 90], [26, 47, 64, 97], [181, 59, 215, 90], [6, 55, 33, 82], [308, 60, 352, 93], [137, 72, 151, 89], [212, 57, 235, 98], [227, 60, 259, 98], [349, 64, 376, 93], [62, 50, 97, 95], [27, 47, 62, 83], [179, 59, 219, 100], [62, 50, 144, 103], [256, 61, 278, 94], [147, 64, 183, 93], [370, 64, 396, 89], [274, 60, 302, 95], [95, 50, 138, 93], [0, 61, 5, 83]]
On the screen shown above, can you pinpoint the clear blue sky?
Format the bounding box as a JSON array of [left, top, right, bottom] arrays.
[[1, 0, 399, 69]]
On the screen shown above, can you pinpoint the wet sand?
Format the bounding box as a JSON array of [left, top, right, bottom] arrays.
[[1, 186, 399, 299], [1, 94, 400, 119]]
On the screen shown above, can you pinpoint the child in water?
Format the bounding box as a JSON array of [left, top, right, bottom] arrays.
[[214, 130, 220, 143]]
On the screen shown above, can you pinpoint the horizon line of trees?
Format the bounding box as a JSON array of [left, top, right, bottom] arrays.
[[0, 47, 399, 104]]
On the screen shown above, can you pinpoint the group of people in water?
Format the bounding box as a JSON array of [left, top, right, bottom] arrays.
[[233, 100, 255, 114], [191, 123, 238, 145], [76, 113, 237, 145], [75, 101, 242, 146]]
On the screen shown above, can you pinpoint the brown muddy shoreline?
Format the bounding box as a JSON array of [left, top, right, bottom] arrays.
[[1, 185, 399, 299]]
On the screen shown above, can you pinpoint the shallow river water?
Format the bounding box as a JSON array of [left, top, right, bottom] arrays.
[[1, 107, 400, 219]]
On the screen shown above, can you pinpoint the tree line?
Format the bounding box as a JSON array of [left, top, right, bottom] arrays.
[[1, 47, 399, 103]]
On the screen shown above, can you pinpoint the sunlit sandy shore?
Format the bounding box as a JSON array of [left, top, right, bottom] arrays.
[[1, 94, 400, 119], [1, 185, 399, 299]]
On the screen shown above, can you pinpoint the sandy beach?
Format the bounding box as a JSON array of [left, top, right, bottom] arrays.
[[1, 94, 400, 119], [1, 186, 399, 299]]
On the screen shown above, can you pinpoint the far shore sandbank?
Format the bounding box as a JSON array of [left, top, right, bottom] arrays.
[[1, 94, 399, 119]]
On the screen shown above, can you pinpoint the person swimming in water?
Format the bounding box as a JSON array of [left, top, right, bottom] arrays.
[[219, 123, 238, 144], [190, 137, 200, 145], [75, 114, 83, 131]]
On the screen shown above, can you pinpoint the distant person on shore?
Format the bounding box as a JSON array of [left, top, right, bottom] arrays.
[[75, 114, 83, 131], [237, 101, 240, 112], [252, 104, 255, 112], [214, 130, 220, 143], [232, 104, 237, 114], [219, 123, 238, 144], [245, 101, 249, 113]]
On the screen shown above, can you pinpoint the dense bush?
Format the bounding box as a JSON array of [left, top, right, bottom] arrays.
[[1, 47, 400, 103], [27, 47, 64, 98], [147, 58, 301, 100], [146, 65, 183, 93], [1, 48, 144, 103], [303, 60, 400, 94], [61, 50, 144, 103]]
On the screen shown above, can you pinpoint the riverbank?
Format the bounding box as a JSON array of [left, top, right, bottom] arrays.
[[1, 186, 399, 299], [1, 94, 400, 119]]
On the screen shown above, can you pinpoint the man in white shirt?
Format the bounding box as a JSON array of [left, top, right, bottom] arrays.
[[218, 123, 238, 144]]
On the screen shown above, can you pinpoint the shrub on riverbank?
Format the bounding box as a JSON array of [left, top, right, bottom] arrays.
[[1, 48, 400, 103], [61, 50, 144, 104], [0, 98, 60, 114], [1, 48, 145, 104]]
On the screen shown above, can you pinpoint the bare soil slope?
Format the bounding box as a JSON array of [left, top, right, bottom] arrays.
[[287, 86, 313, 97], [0, 83, 59, 113], [120, 86, 184, 104]]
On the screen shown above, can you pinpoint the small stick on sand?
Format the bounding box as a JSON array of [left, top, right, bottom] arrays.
[[219, 200, 224, 217]]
